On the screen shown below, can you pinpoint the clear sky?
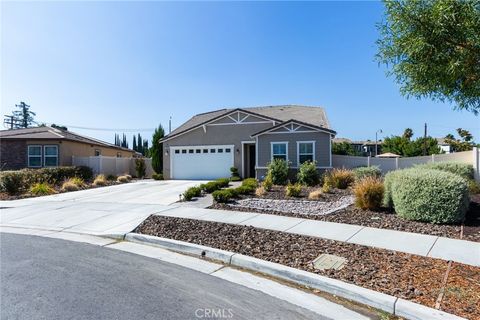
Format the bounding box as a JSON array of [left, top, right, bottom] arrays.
[[1, 1, 478, 146]]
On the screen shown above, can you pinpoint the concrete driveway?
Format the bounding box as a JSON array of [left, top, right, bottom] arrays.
[[0, 180, 206, 237]]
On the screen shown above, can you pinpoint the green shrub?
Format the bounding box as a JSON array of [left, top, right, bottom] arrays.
[[106, 174, 117, 181], [242, 178, 258, 188], [297, 161, 320, 186], [215, 178, 230, 188], [469, 180, 480, 194], [415, 162, 474, 180], [286, 183, 302, 197], [93, 174, 107, 186], [74, 166, 94, 181], [383, 170, 403, 208], [390, 168, 469, 224], [0, 171, 26, 195], [235, 179, 258, 195], [325, 168, 355, 189], [262, 173, 273, 191], [30, 182, 56, 196], [230, 166, 240, 180], [353, 166, 381, 180], [267, 159, 289, 185], [212, 188, 238, 203], [200, 181, 222, 193], [152, 173, 163, 180], [353, 177, 384, 210], [183, 186, 202, 201], [135, 158, 146, 178]]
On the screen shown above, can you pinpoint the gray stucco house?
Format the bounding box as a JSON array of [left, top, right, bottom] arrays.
[[160, 105, 336, 180]]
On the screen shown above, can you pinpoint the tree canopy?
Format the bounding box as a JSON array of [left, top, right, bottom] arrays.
[[382, 129, 441, 156], [332, 142, 361, 156], [444, 128, 476, 151], [150, 124, 165, 174], [376, 0, 480, 114]]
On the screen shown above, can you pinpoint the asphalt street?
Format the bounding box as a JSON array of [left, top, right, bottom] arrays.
[[0, 233, 327, 320]]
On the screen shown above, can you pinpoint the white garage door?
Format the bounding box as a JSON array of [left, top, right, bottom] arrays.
[[171, 145, 234, 180]]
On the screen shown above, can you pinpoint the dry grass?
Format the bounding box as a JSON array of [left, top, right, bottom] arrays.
[[353, 177, 384, 210], [93, 174, 107, 186], [61, 181, 79, 191], [255, 186, 267, 197], [325, 168, 355, 189], [117, 175, 129, 183], [308, 189, 323, 200]]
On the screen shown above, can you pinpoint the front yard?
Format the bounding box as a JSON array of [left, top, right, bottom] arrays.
[[135, 215, 480, 320]]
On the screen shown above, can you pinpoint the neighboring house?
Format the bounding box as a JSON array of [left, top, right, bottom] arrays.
[[436, 138, 452, 154], [333, 138, 382, 156], [0, 126, 138, 170], [160, 105, 336, 180]]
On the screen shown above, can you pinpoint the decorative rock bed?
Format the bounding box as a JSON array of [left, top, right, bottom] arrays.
[[230, 196, 354, 216]]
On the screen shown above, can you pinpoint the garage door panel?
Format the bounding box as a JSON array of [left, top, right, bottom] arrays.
[[171, 145, 234, 180]]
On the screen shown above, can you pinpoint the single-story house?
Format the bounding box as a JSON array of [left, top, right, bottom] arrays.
[[160, 105, 336, 180], [0, 126, 138, 170], [436, 138, 452, 154]]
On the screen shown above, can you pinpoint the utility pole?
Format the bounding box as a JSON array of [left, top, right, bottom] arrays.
[[423, 123, 427, 156], [3, 115, 19, 129], [169, 116, 172, 134]]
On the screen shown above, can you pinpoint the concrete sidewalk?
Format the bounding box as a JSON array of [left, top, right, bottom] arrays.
[[154, 207, 480, 267]]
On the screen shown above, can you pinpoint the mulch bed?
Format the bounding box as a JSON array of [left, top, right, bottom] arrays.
[[135, 215, 479, 320], [210, 187, 480, 242]]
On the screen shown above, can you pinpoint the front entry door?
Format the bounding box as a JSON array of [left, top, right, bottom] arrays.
[[248, 145, 256, 178]]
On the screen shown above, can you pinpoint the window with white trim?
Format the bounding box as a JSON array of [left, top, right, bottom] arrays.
[[271, 143, 287, 161], [28, 145, 42, 167], [44, 145, 59, 167], [298, 142, 314, 164]]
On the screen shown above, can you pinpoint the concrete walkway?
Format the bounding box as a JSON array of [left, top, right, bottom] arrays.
[[154, 207, 480, 267]]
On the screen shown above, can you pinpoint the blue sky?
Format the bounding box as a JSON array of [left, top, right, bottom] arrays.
[[1, 1, 478, 145]]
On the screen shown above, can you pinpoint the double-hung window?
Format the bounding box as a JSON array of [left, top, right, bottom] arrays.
[[271, 142, 287, 161], [298, 142, 315, 164], [44, 145, 59, 167], [297, 141, 315, 165], [28, 145, 42, 167]]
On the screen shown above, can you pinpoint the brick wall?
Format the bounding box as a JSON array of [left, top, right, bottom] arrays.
[[0, 140, 27, 170]]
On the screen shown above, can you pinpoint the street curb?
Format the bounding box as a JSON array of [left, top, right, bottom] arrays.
[[124, 232, 466, 320]]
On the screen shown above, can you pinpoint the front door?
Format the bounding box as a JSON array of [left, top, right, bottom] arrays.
[[248, 144, 256, 178]]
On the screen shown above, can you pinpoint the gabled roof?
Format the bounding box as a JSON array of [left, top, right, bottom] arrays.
[[161, 105, 332, 142], [0, 126, 137, 153], [251, 119, 336, 137]]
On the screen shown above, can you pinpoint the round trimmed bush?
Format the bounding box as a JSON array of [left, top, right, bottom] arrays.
[[391, 168, 469, 224], [353, 166, 381, 181], [414, 162, 473, 180]]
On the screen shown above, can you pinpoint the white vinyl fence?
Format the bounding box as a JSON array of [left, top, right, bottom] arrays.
[[72, 156, 154, 178], [332, 147, 479, 181]]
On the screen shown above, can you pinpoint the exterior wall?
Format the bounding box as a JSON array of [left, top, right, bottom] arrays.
[[0, 138, 136, 170], [163, 123, 274, 179], [0, 140, 27, 170], [256, 131, 332, 168]]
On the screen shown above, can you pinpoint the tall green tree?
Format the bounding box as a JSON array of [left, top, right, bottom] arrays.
[[402, 128, 413, 140], [444, 128, 476, 151], [376, 0, 480, 114], [150, 124, 165, 174], [383, 134, 440, 156], [332, 142, 361, 156], [12, 102, 36, 128]]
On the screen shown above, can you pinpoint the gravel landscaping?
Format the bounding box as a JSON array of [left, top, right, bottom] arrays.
[[230, 196, 354, 216], [135, 215, 479, 320], [210, 187, 480, 242]]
